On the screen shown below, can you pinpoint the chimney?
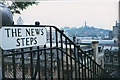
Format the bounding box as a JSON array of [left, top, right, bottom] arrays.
[[73, 35, 76, 43], [116, 21, 117, 26], [85, 21, 87, 27]]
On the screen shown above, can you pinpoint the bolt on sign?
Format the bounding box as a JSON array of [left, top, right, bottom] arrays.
[[0, 26, 47, 50]]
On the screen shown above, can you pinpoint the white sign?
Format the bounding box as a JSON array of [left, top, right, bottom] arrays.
[[0, 26, 47, 50]]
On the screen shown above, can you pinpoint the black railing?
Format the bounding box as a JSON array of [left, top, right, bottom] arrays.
[[1, 24, 112, 79]]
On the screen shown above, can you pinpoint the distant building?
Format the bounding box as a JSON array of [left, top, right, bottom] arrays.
[[17, 17, 23, 25], [109, 31, 113, 39], [109, 21, 119, 40], [104, 48, 119, 77], [113, 21, 119, 38], [84, 21, 88, 28], [85, 21, 87, 27]]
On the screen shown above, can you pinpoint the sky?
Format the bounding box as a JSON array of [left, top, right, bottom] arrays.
[[13, 0, 119, 30]]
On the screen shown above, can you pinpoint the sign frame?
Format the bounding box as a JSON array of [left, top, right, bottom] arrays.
[[0, 25, 47, 50]]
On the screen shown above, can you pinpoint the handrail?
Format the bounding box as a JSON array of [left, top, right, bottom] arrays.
[[2, 25, 112, 79], [52, 25, 112, 78], [32, 47, 100, 79]]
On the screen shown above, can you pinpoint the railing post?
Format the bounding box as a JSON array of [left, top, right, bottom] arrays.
[[76, 45, 81, 79], [92, 41, 99, 63], [0, 48, 2, 80], [35, 21, 40, 26]]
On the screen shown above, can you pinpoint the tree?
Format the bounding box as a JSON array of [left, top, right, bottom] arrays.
[[3, 1, 38, 14]]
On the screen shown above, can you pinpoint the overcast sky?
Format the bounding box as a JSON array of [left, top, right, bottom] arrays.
[[13, 0, 119, 30]]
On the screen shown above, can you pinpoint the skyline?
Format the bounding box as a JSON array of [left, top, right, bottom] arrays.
[[13, 1, 119, 30]]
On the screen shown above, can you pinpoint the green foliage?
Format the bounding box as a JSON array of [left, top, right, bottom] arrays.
[[7, 2, 38, 14]]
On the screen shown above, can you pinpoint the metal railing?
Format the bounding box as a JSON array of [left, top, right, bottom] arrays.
[[1, 24, 112, 79]]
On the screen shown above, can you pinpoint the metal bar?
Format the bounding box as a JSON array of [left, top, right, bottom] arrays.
[[33, 46, 40, 80], [98, 67, 100, 79], [44, 45, 47, 79], [30, 47, 33, 80], [21, 48, 25, 80], [37, 46, 41, 80], [95, 64, 96, 79], [40, 50, 42, 80], [12, 50, 16, 80], [55, 30, 60, 80], [3, 47, 60, 57], [96, 65, 99, 79], [93, 61, 95, 80], [74, 45, 77, 79], [81, 53, 84, 79], [83, 53, 86, 79], [2, 49, 5, 79], [70, 42, 73, 80], [87, 57, 89, 79], [65, 38, 69, 80], [77, 46, 80, 80], [61, 31, 64, 80], [50, 27, 53, 80], [90, 58, 92, 79]]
